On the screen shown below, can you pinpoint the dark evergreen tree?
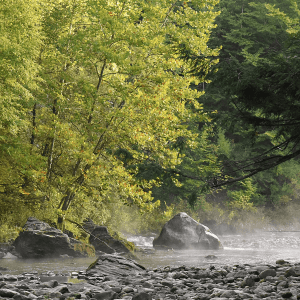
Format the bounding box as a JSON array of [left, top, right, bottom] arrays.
[[203, 0, 300, 187]]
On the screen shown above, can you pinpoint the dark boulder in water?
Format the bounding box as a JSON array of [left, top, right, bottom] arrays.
[[153, 212, 222, 250], [89, 226, 131, 254], [13, 217, 86, 258]]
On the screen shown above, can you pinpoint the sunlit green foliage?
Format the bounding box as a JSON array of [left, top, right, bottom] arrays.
[[0, 0, 221, 236], [2, 0, 300, 238]]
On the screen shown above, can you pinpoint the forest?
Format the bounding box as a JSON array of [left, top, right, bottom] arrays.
[[1, 0, 300, 242]]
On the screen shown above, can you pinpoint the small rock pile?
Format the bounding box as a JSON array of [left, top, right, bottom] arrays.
[[0, 258, 300, 299]]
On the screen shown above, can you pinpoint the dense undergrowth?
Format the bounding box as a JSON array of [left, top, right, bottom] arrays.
[[1, 198, 300, 244]]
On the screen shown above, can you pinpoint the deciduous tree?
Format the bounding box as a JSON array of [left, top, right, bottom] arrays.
[[8, 0, 220, 228]]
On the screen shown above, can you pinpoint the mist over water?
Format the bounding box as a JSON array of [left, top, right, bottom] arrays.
[[128, 231, 300, 269], [1, 231, 299, 275]]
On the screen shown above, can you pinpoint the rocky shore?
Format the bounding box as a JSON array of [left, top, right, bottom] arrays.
[[1, 256, 300, 300]]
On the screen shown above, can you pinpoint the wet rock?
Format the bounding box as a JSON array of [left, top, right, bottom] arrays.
[[45, 280, 59, 288], [60, 292, 82, 299], [1, 275, 18, 282], [0, 288, 20, 297], [13, 217, 86, 259], [233, 270, 248, 278], [89, 226, 130, 254], [241, 275, 256, 287], [122, 286, 134, 293], [1, 260, 300, 300], [132, 291, 152, 300], [280, 291, 293, 298], [93, 290, 116, 300], [285, 267, 297, 277], [153, 212, 222, 250], [276, 259, 290, 265], [259, 268, 276, 279], [173, 272, 188, 279], [205, 255, 218, 260], [59, 286, 70, 294], [86, 253, 145, 279], [195, 293, 210, 300], [277, 280, 289, 289]]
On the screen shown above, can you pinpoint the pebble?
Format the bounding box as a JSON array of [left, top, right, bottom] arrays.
[[0, 261, 300, 299]]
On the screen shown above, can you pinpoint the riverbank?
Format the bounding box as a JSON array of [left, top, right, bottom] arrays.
[[0, 259, 299, 299]]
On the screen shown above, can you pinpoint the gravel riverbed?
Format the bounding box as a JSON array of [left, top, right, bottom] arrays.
[[1, 259, 300, 300]]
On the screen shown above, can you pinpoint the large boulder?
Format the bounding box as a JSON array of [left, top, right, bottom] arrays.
[[86, 253, 145, 279], [153, 212, 222, 250], [13, 217, 86, 258], [89, 226, 130, 254]]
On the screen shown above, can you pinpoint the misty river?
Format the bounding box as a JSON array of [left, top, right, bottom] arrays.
[[0, 231, 299, 275], [128, 231, 300, 268]]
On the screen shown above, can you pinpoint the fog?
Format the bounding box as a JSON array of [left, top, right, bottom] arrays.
[[127, 231, 300, 269]]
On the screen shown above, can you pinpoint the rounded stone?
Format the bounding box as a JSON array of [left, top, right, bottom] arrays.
[[259, 269, 276, 279]]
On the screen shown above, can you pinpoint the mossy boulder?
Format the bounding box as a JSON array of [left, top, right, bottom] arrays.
[[13, 217, 87, 258]]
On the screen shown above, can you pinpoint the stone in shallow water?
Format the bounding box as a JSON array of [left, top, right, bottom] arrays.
[[89, 226, 130, 254], [276, 259, 290, 265], [13, 217, 85, 258], [153, 212, 222, 250], [205, 254, 218, 260]]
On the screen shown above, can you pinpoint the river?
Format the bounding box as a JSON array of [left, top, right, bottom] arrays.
[[129, 231, 300, 268], [0, 231, 299, 275]]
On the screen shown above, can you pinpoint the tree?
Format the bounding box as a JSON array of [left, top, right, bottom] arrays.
[[201, 0, 300, 187], [0, 0, 220, 229], [0, 0, 45, 227]]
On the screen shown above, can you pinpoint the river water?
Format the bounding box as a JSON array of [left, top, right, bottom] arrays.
[[0, 231, 299, 275], [130, 231, 300, 269]]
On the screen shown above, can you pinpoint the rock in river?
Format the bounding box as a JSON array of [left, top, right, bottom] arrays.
[[89, 226, 130, 254], [13, 217, 86, 258], [153, 212, 222, 250]]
